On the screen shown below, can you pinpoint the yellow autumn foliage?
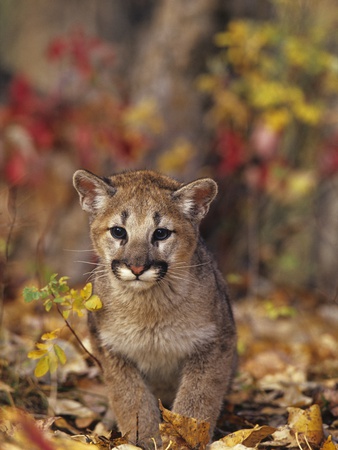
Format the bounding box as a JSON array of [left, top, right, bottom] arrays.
[[157, 139, 195, 174], [123, 98, 164, 134], [25, 276, 102, 378], [202, 7, 338, 137]]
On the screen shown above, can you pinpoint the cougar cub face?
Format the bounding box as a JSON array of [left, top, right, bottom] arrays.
[[73, 170, 217, 292]]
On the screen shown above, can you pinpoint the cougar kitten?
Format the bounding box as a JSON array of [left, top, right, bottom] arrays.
[[73, 169, 237, 445]]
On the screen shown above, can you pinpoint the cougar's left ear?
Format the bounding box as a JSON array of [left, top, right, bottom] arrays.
[[173, 178, 218, 222]]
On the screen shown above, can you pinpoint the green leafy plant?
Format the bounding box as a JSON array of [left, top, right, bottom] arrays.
[[23, 274, 102, 377]]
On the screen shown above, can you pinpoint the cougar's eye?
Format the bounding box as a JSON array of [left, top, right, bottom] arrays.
[[110, 226, 127, 240], [153, 228, 171, 241]]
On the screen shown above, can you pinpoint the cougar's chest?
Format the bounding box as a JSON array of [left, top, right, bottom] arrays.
[[96, 290, 216, 376]]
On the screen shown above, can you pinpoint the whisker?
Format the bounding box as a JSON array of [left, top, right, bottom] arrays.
[[76, 260, 105, 266], [83, 269, 107, 277], [91, 273, 110, 282], [167, 272, 201, 288], [171, 261, 212, 269], [64, 248, 95, 253]]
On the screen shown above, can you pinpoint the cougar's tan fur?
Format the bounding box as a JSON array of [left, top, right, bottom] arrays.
[[73, 169, 237, 445]]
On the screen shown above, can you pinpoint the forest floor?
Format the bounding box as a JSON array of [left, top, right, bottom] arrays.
[[1, 279, 338, 450]]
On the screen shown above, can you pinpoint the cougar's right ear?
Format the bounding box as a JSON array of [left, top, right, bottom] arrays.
[[73, 169, 116, 213]]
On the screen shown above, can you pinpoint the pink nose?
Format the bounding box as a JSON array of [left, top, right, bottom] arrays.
[[130, 265, 145, 275]]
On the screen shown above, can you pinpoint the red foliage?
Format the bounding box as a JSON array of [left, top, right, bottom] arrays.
[[215, 126, 277, 191], [46, 37, 68, 61], [9, 76, 36, 114], [46, 29, 115, 76], [217, 128, 245, 176], [0, 30, 151, 187], [4, 153, 28, 186], [320, 135, 338, 177]]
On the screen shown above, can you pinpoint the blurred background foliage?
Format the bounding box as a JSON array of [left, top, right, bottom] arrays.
[[1, 0, 338, 303]]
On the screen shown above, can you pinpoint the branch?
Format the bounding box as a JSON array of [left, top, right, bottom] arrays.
[[56, 307, 103, 372]]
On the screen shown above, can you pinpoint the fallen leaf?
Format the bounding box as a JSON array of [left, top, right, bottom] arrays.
[[287, 404, 324, 446], [159, 402, 210, 450], [53, 398, 97, 419], [209, 443, 255, 450], [35, 416, 58, 432], [321, 435, 338, 450], [242, 425, 276, 447], [0, 380, 15, 393], [54, 417, 81, 435], [217, 425, 276, 448], [262, 425, 296, 448]]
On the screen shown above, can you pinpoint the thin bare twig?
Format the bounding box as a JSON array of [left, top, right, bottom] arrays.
[[56, 306, 103, 371]]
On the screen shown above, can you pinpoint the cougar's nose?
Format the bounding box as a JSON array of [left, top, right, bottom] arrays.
[[129, 265, 146, 275]]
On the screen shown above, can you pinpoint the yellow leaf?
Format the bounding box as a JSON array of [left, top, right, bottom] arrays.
[[210, 443, 254, 450], [214, 21, 249, 48], [263, 108, 291, 131], [242, 425, 276, 447], [214, 31, 230, 47], [59, 276, 69, 284], [63, 309, 71, 319], [157, 139, 195, 174], [220, 425, 276, 448], [41, 329, 60, 341], [81, 282, 92, 300], [48, 352, 58, 374], [285, 171, 316, 201], [34, 355, 50, 377], [321, 435, 337, 450], [27, 349, 47, 360], [123, 99, 163, 134], [196, 74, 218, 92], [36, 342, 50, 350], [54, 344, 67, 365], [213, 90, 249, 128], [85, 295, 102, 311], [287, 404, 324, 446], [293, 101, 322, 125]]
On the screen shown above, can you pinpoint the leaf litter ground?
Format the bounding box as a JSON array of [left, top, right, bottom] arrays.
[[1, 282, 338, 449]]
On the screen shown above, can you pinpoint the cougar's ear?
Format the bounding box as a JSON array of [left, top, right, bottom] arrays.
[[73, 169, 116, 213], [173, 178, 218, 222]]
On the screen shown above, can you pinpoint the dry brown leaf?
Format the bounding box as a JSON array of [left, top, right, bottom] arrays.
[[262, 425, 296, 448], [159, 402, 210, 450], [287, 404, 324, 446], [35, 416, 59, 432], [54, 417, 81, 435], [242, 425, 276, 447], [0, 381, 15, 393], [276, 384, 312, 408], [217, 424, 276, 448]]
